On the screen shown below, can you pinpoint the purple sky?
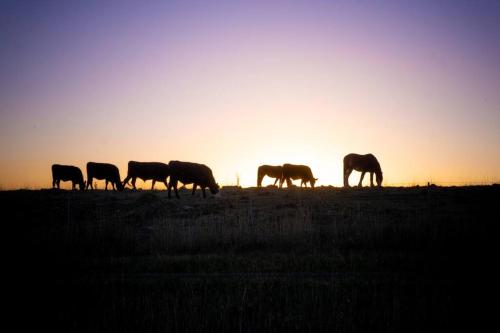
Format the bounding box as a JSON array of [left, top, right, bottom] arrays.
[[1, 0, 499, 188]]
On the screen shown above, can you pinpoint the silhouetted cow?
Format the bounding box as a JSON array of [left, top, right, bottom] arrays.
[[122, 161, 170, 190], [51, 164, 85, 190], [168, 161, 219, 198], [343, 153, 383, 187], [257, 165, 283, 187], [280, 164, 317, 188], [86, 162, 123, 191]]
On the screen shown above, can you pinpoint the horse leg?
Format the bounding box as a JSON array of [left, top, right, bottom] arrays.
[[358, 172, 366, 187], [257, 174, 263, 187], [344, 169, 352, 187], [192, 184, 197, 195]]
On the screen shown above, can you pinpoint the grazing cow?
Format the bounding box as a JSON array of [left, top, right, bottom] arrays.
[[122, 161, 170, 190], [51, 164, 85, 190], [168, 161, 219, 199], [343, 153, 383, 187], [257, 165, 283, 187], [86, 162, 123, 191], [280, 164, 317, 188]]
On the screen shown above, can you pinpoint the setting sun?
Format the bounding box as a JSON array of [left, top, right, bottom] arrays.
[[4, 2, 499, 331], [1, 0, 499, 189]]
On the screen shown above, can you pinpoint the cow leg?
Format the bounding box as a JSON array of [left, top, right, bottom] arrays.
[[370, 172, 374, 187], [168, 179, 179, 199], [72, 181, 75, 190], [151, 180, 156, 190], [358, 172, 366, 187], [56, 180, 61, 189], [52, 179, 56, 188], [192, 184, 197, 195], [131, 177, 137, 190], [122, 176, 130, 188], [163, 180, 168, 189], [105, 180, 109, 190], [201, 187, 207, 198], [167, 181, 172, 198], [273, 178, 279, 186], [174, 183, 180, 199], [286, 178, 292, 188], [279, 177, 284, 188], [87, 177, 92, 190]]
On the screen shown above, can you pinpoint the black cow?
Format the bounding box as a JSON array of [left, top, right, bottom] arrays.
[[257, 165, 283, 187], [51, 164, 85, 190], [86, 162, 123, 191], [168, 161, 219, 198], [122, 161, 170, 190], [280, 164, 318, 188]]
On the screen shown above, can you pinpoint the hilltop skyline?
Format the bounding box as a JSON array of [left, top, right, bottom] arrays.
[[1, 0, 500, 189]]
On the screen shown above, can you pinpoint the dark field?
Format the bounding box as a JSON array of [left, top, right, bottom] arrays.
[[7, 186, 498, 332]]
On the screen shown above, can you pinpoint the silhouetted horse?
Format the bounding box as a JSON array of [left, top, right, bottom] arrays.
[[168, 161, 219, 199], [343, 153, 383, 187], [51, 164, 85, 190], [122, 161, 170, 190], [86, 162, 124, 191], [280, 164, 317, 188], [257, 165, 283, 187]]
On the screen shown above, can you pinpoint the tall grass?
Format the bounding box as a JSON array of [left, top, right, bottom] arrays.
[[10, 186, 496, 332]]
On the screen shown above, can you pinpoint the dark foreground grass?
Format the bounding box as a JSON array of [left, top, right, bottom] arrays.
[[6, 186, 498, 332]]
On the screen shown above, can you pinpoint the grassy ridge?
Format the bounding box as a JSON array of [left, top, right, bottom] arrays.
[[7, 186, 497, 332]]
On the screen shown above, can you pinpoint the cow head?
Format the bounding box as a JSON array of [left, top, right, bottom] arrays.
[[310, 178, 318, 188], [116, 180, 124, 191], [210, 183, 220, 195], [376, 171, 383, 187]]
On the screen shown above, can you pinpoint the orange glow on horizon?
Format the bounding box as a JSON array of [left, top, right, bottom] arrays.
[[1, 1, 500, 189]]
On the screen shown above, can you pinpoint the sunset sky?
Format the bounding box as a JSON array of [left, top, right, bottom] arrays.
[[1, 0, 499, 189]]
